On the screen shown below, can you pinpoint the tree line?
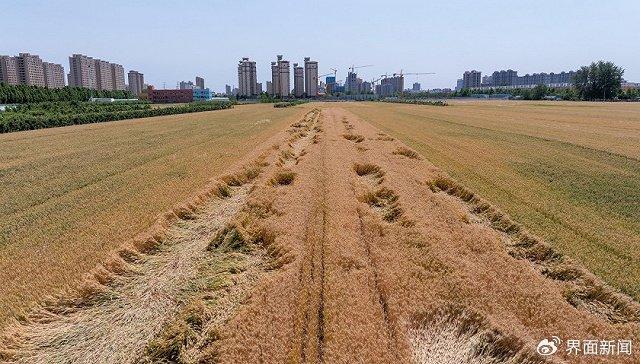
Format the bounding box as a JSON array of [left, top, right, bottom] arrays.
[[0, 83, 133, 104], [0, 101, 234, 133], [419, 61, 637, 101]]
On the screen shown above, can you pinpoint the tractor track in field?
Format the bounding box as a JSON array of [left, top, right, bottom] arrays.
[[2, 105, 639, 363]]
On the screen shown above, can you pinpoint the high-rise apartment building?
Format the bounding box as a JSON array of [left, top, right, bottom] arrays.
[[277, 55, 290, 97], [225, 84, 232, 96], [68, 54, 124, 91], [128, 70, 144, 96], [237, 57, 258, 97], [95, 59, 114, 91], [68, 54, 97, 89], [111, 63, 125, 90], [266, 81, 273, 95], [412, 82, 421, 92], [256, 82, 262, 94], [304, 57, 318, 97], [16, 53, 45, 87], [196, 76, 204, 89], [462, 70, 481, 88], [345, 72, 359, 94], [293, 63, 304, 97], [491, 69, 518, 87], [271, 62, 280, 97], [378, 75, 404, 96], [179, 81, 195, 90], [43, 62, 65, 88], [362, 81, 372, 94], [0, 56, 20, 85], [1, 53, 64, 88]]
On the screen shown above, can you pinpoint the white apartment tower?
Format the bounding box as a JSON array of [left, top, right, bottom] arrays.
[[293, 63, 304, 97], [304, 57, 318, 97], [237, 57, 258, 97]]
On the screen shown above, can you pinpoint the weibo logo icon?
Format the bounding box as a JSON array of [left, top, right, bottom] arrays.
[[536, 336, 561, 356]]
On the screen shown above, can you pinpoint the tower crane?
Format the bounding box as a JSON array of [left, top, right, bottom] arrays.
[[319, 68, 338, 79], [349, 64, 373, 73], [393, 70, 436, 98]]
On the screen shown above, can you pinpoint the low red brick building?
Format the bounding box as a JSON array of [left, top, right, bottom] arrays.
[[147, 86, 193, 103]]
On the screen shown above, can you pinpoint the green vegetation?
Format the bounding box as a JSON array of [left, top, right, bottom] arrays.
[[0, 83, 132, 104], [273, 100, 307, 108], [0, 100, 234, 133], [382, 98, 447, 106], [573, 61, 625, 100]]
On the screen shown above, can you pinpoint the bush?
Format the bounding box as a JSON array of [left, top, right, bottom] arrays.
[[273, 100, 307, 108], [381, 98, 447, 106]]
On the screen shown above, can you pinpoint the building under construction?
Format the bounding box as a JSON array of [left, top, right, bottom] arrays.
[[376, 74, 404, 96], [345, 71, 363, 94]]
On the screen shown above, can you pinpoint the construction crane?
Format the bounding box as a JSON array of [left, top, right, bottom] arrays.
[[349, 64, 373, 73], [398, 71, 436, 98], [395, 69, 436, 78], [319, 69, 339, 82]]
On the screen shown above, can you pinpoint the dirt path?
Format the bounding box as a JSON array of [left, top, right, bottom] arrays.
[[2, 106, 639, 363]]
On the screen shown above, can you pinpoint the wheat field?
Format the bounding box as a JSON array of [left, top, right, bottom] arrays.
[[1, 103, 638, 363], [0, 103, 312, 328], [341, 101, 640, 300]]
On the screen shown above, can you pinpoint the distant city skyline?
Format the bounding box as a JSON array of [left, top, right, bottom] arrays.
[[2, 0, 639, 91]]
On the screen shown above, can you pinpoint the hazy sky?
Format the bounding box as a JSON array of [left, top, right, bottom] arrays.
[[3, 0, 639, 91]]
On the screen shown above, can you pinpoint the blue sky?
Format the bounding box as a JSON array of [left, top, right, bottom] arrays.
[[3, 0, 639, 91]]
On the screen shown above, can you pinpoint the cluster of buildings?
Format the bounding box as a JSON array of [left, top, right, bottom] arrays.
[[0, 52, 148, 96], [234, 55, 318, 98], [67, 54, 125, 91], [457, 68, 577, 90], [0, 53, 65, 88], [377, 75, 404, 97], [147, 76, 213, 103]]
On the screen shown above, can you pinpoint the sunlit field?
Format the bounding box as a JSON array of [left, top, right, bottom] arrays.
[[341, 100, 640, 299], [0, 103, 311, 327]]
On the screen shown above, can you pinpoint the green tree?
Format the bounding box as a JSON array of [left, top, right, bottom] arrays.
[[531, 84, 550, 100], [572, 61, 624, 100]]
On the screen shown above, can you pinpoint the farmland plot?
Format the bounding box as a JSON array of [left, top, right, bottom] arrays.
[[2, 105, 638, 363]]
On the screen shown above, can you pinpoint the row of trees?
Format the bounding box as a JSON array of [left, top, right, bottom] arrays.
[[0, 83, 133, 104], [0, 101, 233, 133], [446, 61, 634, 101]]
